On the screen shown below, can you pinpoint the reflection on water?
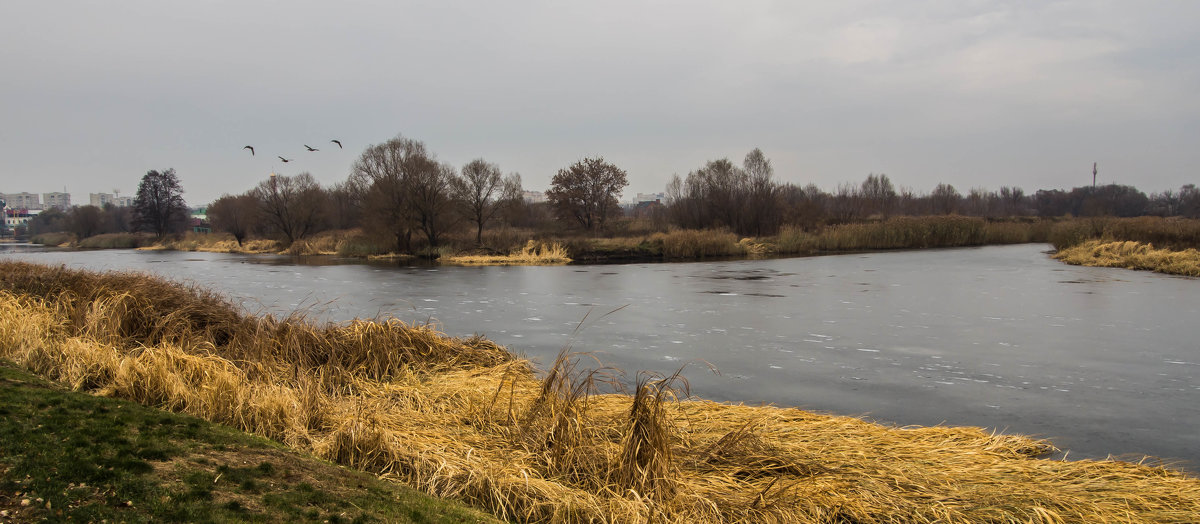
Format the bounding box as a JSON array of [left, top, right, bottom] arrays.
[[3, 244, 1198, 470]]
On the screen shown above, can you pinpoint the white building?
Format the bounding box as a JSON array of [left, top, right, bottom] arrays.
[[522, 190, 548, 204], [89, 192, 134, 207], [43, 192, 71, 210], [635, 192, 666, 204], [1, 192, 41, 210], [90, 193, 113, 206]]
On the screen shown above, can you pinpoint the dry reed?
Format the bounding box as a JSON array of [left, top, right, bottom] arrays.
[[651, 229, 747, 259], [1050, 217, 1200, 251], [443, 240, 572, 266], [774, 217, 1046, 255], [2, 260, 1198, 523], [1054, 240, 1200, 276]]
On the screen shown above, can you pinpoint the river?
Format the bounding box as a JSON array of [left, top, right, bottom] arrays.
[[2, 243, 1197, 469]]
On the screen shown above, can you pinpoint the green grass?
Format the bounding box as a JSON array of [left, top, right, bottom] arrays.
[[0, 361, 503, 523]]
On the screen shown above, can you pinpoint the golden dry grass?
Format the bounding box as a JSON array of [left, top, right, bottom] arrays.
[[443, 240, 572, 266], [1054, 240, 1200, 276], [142, 230, 354, 255], [2, 261, 1199, 523], [142, 232, 282, 254], [651, 229, 748, 259], [773, 216, 1045, 255]]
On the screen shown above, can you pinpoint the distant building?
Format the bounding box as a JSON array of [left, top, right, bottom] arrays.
[[635, 192, 666, 204], [4, 208, 38, 228], [190, 208, 210, 233], [90, 193, 113, 206], [1, 192, 41, 210], [90, 192, 133, 207], [522, 190, 548, 204], [43, 192, 71, 210]]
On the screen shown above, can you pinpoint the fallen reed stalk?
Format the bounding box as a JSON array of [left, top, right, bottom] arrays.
[[1, 260, 1198, 522]]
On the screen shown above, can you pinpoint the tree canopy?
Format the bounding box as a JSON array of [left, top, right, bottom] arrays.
[[545, 157, 628, 232], [133, 168, 188, 238]]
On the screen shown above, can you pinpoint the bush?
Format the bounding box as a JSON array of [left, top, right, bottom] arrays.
[[76, 233, 148, 249], [30, 232, 75, 246]]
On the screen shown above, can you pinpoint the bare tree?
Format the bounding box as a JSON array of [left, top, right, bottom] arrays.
[[350, 135, 447, 253], [208, 193, 260, 246], [408, 161, 459, 249], [454, 158, 522, 245], [930, 183, 961, 215], [68, 205, 104, 239], [101, 203, 132, 233], [860, 173, 897, 218], [742, 148, 780, 236], [998, 186, 1027, 216], [133, 168, 188, 238], [327, 180, 363, 230], [1180, 184, 1200, 218], [545, 157, 628, 232], [831, 182, 862, 223], [251, 172, 324, 245]]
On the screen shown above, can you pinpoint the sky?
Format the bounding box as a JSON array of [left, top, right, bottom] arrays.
[[2, 1, 1198, 207]]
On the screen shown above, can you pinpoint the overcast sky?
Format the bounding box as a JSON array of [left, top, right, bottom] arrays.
[[2, 1, 1198, 207]]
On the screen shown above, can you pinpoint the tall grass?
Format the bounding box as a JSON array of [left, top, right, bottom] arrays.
[[774, 216, 1047, 255], [76, 232, 152, 249], [1049, 217, 1200, 251], [2, 261, 1199, 523], [147, 232, 281, 253], [1054, 240, 1200, 276], [651, 229, 748, 259], [444, 240, 571, 266], [30, 232, 74, 246]]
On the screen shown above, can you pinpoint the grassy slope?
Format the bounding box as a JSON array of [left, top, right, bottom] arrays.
[[0, 362, 502, 524]]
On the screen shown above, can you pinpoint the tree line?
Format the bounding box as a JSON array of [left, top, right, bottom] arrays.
[[18, 135, 1200, 248], [660, 148, 1199, 236]]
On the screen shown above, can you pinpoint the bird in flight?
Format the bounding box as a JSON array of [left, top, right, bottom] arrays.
[[243, 145, 255, 156], [278, 156, 292, 163], [330, 139, 342, 149], [304, 144, 319, 152]]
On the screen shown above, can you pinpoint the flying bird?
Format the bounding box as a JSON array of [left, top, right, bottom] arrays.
[[243, 145, 255, 156], [330, 139, 342, 149], [304, 144, 319, 152], [278, 156, 292, 163]]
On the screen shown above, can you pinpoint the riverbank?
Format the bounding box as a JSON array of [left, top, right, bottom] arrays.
[[27, 216, 1200, 271], [30, 216, 1052, 266], [1048, 217, 1200, 276], [1, 260, 1197, 523]]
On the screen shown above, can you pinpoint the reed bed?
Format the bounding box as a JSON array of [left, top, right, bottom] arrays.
[[30, 232, 75, 246], [773, 216, 1045, 255], [2, 261, 1198, 523], [1049, 217, 1200, 251], [75, 232, 152, 249], [650, 229, 749, 259], [1054, 240, 1200, 276], [444, 240, 572, 266], [144, 232, 282, 254]]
